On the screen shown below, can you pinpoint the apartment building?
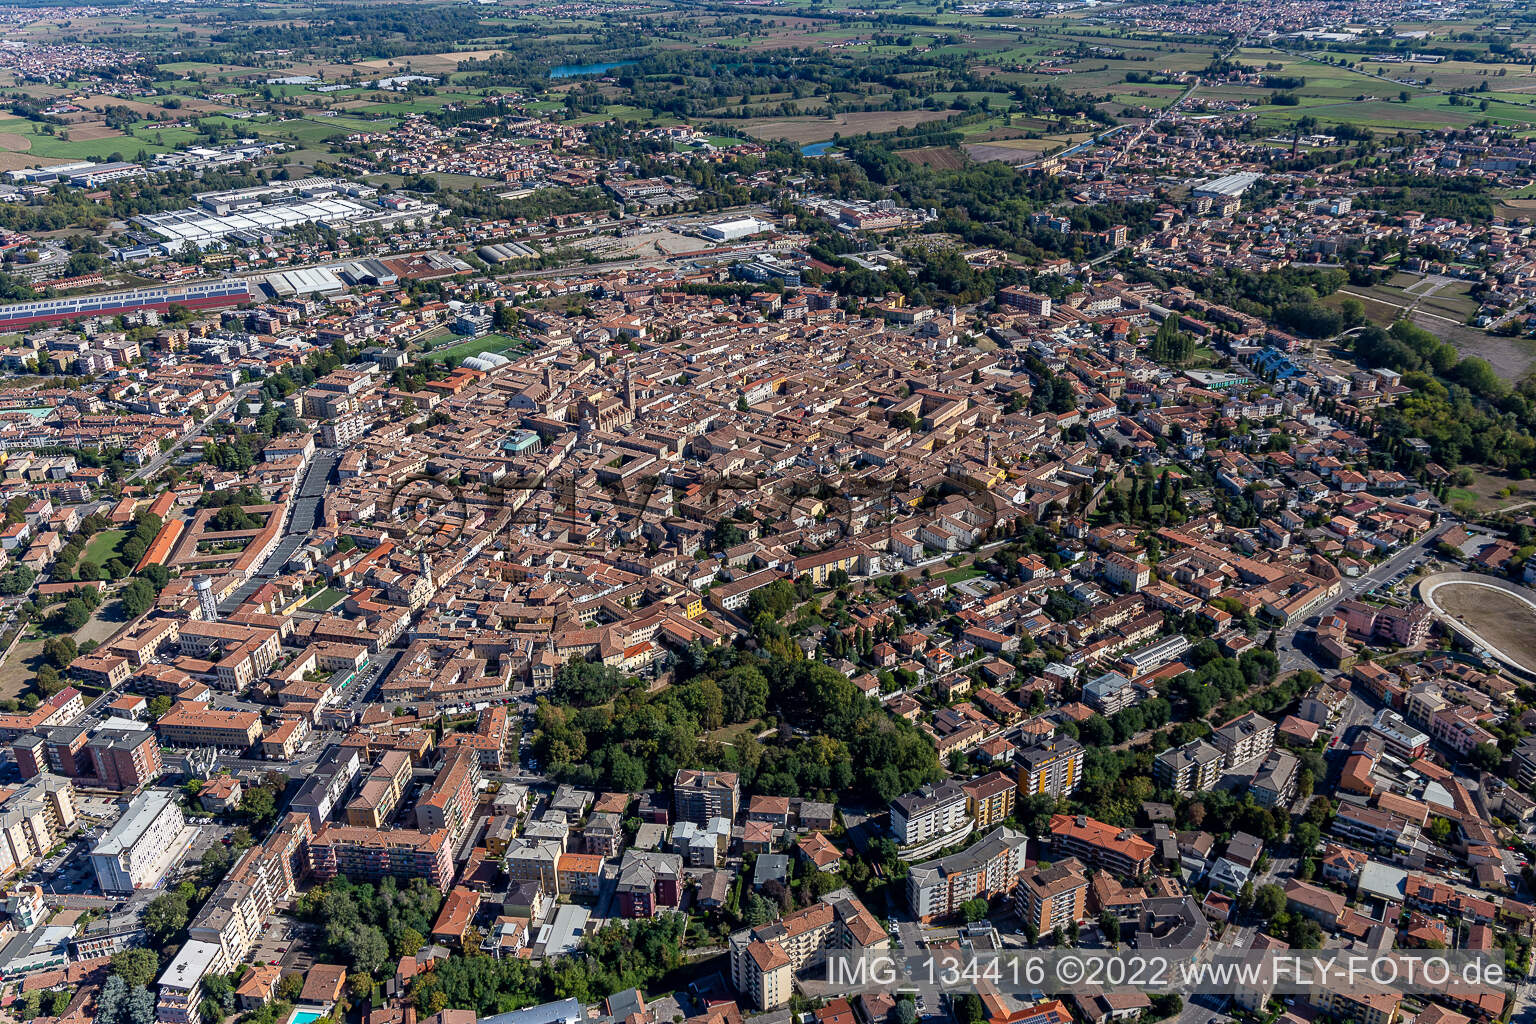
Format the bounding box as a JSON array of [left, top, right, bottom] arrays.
[[90, 788, 185, 893], [176, 620, 281, 690], [1082, 671, 1139, 715], [0, 687, 85, 742], [962, 771, 1016, 829], [87, 724, 163, 791], [729, 894, 886, 1010], [1313, 988, 1400, 1024], [416, 747, 482, 846], [186, 816, 309, 975], [1102, 552, 1150, 592], [1337, 600, 1431, 647], [15, 720, 161, 792], [1048, 814, 1155, 877], [1015, 736, 1084, 798], [1153, 739, 1224, 793], [1249, 750, 1299, 808], [155, 703, 264, 750], [907, 826, 1029, 923], [1369, 708, 1429, 760], [157, 940, 222, 1024], [1211, 711, 1275, 768], [615, 849, 684, 918], [1016, 858, 1090, 935], [890, 780, 971, 850], [308, 825, 454, 891], [259, 717, 310, 760], [674, 768, 739, 824], [291, 744, 362, 829], [344, 750, 413, 828], [439, 705, 510, 769], [0, 774, 76, 878], [505, 837, 563, 893]]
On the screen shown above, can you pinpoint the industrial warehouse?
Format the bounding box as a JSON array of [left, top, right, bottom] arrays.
[[132, 178, 442, 253]]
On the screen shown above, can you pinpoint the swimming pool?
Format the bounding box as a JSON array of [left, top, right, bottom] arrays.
[[285, 1010, 325, 1024]]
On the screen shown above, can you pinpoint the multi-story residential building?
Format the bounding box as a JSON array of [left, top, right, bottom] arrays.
[[1369, 708, 1429, 760], [1083, 671, 1139, 715], [1153, 740, 1224, 794], [1336, 600, 1431, 647], [155, 703, 264, 750], [187, 815, 310, 975], [308, 825, 454, 891], [1516, 735, 1536, 789], [176, 620, 282, 690], [997, 287, 1051, 317], [0, 687, 85, 742], [907, 826, 1029, 923], [260, 717, 310, 760], [15, 721, 161, 791], [439, 705, 510, 769], [1048, 814, 1155, 877], [13, 725, 87, 780], [87, 724, 163, 791], [344, 750, 413, 828], [505, 837, 563, 894], [1313, 988, 1400, 1024], [416, 747, 482, 846], [1332, 802, 1414, 850], [1101, 552, 1150, 592], [1016, 858, 1089, 935], [157, 940, 223, 1024], [890, 780, 971, 851], [1248, 750, 1299, 808], [291, 744, 362, 829], [1015, 737, 1084, 798], [615, 849, 683, 918], [0, 774, 76, 879], [729, 894, 885, 1009], [583, 811, 623, 857], [1211, 711, 1275, 768], [674, 769, 739, 824], [557, 852, 606, 899], [962, 771, 1016, 829], [90, 788, 185, 893]]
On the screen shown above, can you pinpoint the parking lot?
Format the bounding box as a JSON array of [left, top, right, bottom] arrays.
[[35, 837, 97, 895], [249, 914, 307, 969]]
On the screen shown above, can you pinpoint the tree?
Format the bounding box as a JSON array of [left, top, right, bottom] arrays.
[[1469, 742, 1503, 773], [277, 973, 305, 1003], [0, 566, 35, 595], [120, 578, 157, 618], [343, 924, 389, 977], [98, 975, 129, 1024], [240, 784, 278, 824], [1254, 883, 1286, 922], [54, 598, 89, 631], [111, 947, 159, 987], [393, 926, 425, 958], [147, 695, 173, 721], [143, 891, 189, 944], [127, 985, 155, 1024], [959, 898, 990, 923]]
